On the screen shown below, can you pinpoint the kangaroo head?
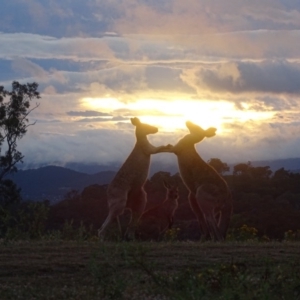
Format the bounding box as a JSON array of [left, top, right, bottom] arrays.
[[185, 121, 217, 143], [163, 180, 179, 201], [131, 117, 158, 136]]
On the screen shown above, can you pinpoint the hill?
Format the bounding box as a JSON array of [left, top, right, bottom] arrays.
[[7, 166, 116, 202]]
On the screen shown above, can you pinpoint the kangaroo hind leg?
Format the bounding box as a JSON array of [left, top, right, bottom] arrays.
[[98, 195, 127, 241], [196, 184, 223, 241], [218, 200, 233, 240], [188, 193, 209, 240], [125, 188, 147, 240]]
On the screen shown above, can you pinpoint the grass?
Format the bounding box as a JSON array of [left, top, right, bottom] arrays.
[[1, 240, 300, 299]]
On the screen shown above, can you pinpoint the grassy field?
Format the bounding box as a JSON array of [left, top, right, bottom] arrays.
[[1, 240, 300, 299]]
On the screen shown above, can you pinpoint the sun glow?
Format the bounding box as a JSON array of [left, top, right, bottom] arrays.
[[81, 97, 274, 133], [128, 99, 227, 131]]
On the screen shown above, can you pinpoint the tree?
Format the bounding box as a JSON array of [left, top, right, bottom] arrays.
[[272, 167, 290, 181], [250, 166, 272, 180], [0, 81, 40, 206], [0, 178, 22, 206], [0, 81, 40, 182], [208, 158, 230, 175], [233, 161, 252, 176]]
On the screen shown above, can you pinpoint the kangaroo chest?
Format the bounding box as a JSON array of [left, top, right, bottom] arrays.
[[177, 154, 218, 193], [113, 151, 151, 188]]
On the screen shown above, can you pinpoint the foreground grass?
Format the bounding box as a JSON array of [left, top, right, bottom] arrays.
[[0, 240, 300, 299]]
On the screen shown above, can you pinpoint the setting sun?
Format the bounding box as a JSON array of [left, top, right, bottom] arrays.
[[81, 97, 275, 133]]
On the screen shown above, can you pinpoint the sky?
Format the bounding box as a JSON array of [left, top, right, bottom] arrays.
[[1, 0, 300, 171]]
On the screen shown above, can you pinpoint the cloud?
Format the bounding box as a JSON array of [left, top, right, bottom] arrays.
[[1, 1, 299, 39], [67, 110, 112, 117], [11, 57, 49, 79], [19, 125, 138, 166], [112, 116, 129, 121], [254, 95, 299, 111], [206, 120, 300, 162], [0, 33, 116, 62], [76, 117, 111, 123], [186, 60, 300, 96], [18, 116, 300, 169], [110, 0, 285, 35], [76, 116, 129, 123], [43, 85, 57, 94], [2, 26, 300, 72], [0, 1, 109, 37], [145, 66, 195, 94], [2, 0, 300, 168]]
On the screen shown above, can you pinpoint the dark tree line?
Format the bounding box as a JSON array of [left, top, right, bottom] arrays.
[[46, 161, 300, 240]]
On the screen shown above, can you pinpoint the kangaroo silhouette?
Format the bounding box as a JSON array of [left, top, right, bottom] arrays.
[[167, 121, 232, 241], [138, 180, 179, 240], [98, 117, 171, 240]]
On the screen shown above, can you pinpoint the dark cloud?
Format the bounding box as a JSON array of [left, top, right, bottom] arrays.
[[0, 1, 109, 37], [2, 1, 300, 40], [31, 58, 83, 72], [67, 110, 112, 117], [199, 60, 300, 94], [255, 95, 299, 111]]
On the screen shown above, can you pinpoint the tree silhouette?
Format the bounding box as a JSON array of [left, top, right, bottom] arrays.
[[0, 81, 40, 181], [208, 158, 230, 175], [233, 161, 252, 176], [0, 81, 40, 205]]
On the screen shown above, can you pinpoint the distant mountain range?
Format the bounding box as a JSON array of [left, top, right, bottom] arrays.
[[8, 157, 300, 202], [56, 156, 300, 176], [248, 157, 300, 173], [20, 157, 300, 175], [8, 166, 116, 202]]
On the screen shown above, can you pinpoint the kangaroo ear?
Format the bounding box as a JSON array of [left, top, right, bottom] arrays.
[[186, 121, 205, 134], [186, 121, 200, 132], [131, 117, 141, 126], [205, 127, 217, 138]]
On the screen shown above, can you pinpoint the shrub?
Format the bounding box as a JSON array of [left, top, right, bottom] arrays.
[[284, 229, 300, 241], [0, 201, 49, 240], [228, 224, 258, 241]]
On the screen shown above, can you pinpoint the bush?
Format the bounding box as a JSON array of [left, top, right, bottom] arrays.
[[284, 229, 300, 241], [228, 224, 258, 241], [0, 201, 49, 240]]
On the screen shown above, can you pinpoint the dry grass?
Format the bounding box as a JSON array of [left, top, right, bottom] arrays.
[[1, 240, 300, 299]]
